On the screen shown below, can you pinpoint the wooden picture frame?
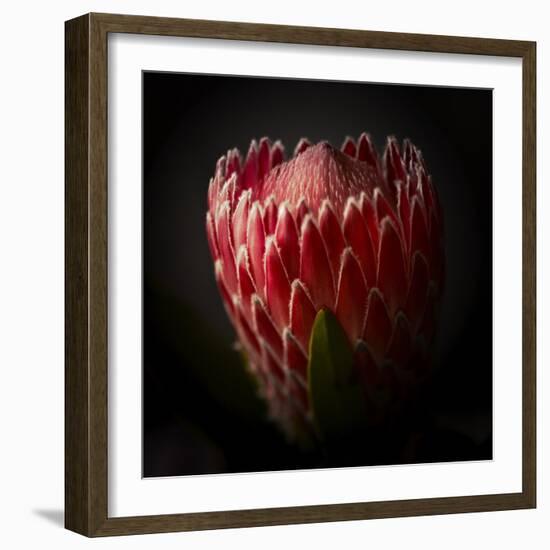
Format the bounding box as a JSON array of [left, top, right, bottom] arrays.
[[65, 12, 536, 537]]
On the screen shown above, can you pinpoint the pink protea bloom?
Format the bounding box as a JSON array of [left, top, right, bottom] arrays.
[[206, 134, 444, 439]]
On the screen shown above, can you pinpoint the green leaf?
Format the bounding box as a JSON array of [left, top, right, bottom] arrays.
[[308, 309, 368, 442]]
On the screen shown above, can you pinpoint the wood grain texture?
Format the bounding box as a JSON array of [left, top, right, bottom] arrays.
[[64, 12, 537, 537], [93, 12, 532, 56], [88, 13, 109, 535], [65, 14, 91, 535], [521, 42, 537, 508]]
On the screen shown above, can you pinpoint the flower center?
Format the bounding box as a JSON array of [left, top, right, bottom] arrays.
[[258, 141, 381, 216]]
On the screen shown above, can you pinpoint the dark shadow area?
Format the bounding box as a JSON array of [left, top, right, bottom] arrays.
[[33, 509, 64, 527]]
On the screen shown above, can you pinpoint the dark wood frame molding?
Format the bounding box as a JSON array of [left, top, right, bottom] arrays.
[[65, 12, 536, 537]]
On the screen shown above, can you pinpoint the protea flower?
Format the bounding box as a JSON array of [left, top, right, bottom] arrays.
[[206, 134, 444, 441]]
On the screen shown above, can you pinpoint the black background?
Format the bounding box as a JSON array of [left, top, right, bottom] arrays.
[[143, 72, 493, 477]]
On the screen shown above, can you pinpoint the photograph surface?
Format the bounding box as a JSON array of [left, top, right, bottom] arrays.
[[142, 72, 493, 477]]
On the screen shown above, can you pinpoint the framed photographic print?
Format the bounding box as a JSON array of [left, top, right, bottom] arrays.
[[65, 13, 536, 537]]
